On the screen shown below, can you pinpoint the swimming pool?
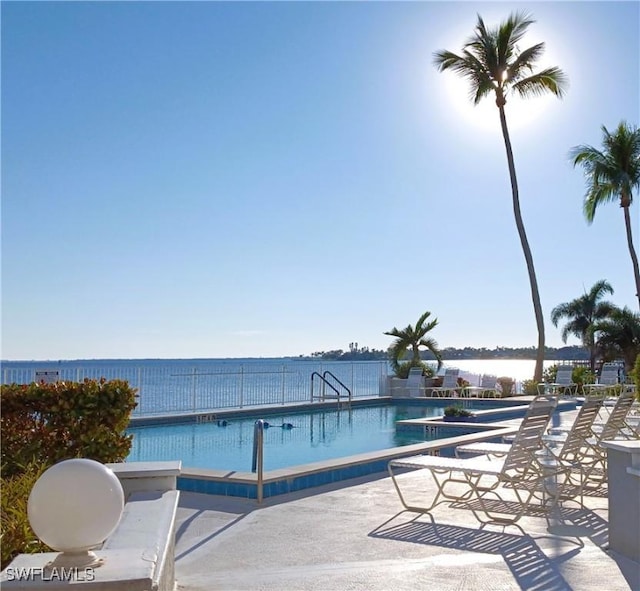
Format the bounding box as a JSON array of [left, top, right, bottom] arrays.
[[126, 399, 507, 471]]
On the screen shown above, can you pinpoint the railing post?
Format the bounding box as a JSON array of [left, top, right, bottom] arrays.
[[137, 367, 143, 414], [191, 367, 197, 412], [351, 363, 355, 396], [281, 365, 286, 405], [239, 365, 244, 408]]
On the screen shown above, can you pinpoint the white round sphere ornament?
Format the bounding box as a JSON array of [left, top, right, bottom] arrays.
[[28, 458, 124, 562]]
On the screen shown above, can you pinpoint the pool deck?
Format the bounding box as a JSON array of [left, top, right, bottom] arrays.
[[173, 408, 640, 591]]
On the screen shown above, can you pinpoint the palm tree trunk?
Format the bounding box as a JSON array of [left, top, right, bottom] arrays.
[[497, 105, 546, 382], [412, 344, 421, 365], [622, 203, 640, 310], [588, 343, 596, 373]]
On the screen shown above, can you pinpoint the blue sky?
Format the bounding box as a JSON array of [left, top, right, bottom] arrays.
[[2, 1, 639, 361]]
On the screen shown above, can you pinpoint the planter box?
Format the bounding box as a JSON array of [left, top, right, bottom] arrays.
[[443, 415, 477, 422], [386, 376, 438, 397]]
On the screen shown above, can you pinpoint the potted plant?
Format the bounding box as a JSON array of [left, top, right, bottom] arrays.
[[521, 379, 539, 396], [497, 377, 515, 398], [384, 311, 443, 378], [443, 405, 474, 422]]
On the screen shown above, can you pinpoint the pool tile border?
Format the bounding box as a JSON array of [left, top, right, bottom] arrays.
[[177, 423, 519, 499]]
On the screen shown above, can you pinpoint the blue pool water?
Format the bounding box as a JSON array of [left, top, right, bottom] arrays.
[[126, 401, 504, 471]]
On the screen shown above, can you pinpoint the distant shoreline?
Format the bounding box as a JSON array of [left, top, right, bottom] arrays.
[[1, 346, 588, 365], [300, 345, 588, 363]]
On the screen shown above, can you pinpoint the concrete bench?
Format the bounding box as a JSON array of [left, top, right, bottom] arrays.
[[101, 489, 180, 591], [106, 461, 181, 498]]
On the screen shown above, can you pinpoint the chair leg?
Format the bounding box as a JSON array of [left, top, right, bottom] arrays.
[[387, 465, 443, 514]]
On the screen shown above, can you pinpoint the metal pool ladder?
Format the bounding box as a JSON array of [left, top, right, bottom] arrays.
[[310, 371, 352, 406]]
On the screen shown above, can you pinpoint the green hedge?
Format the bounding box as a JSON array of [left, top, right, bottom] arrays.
[[0, 379, 138, 478], [1, 462, 51, 569], [0, 379, 137, 568]]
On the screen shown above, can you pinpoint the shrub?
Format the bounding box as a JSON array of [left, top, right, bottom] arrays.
[[0, 379, 137, 568], [456, 377, 470, 388], [543, 364, 558, 383], [1, 379, 138, 478], [521, 379, 539, 395], [497, 377, 515, 397], [444, 405, 472, 417], [1, 461, 51, 569], [633, 353, 640, 401], [571, 366, 595, 390]]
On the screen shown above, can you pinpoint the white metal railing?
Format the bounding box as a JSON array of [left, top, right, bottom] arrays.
[[1, 361, 388, 416]]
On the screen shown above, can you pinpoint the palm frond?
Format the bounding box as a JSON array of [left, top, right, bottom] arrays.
[[504, 11, 535, 46], [383, 327, 403, 338], [496, 12, 535, 66], [588, 279, 614, 300], [511, 67, 568, 99], [433, 49, 468, 73], [457, 49, 496, 104], [506, 42, 544, 81], [414, 311, 435, 331], [551, 302, 573, 326], [419, 337, 443, 368], [570, 144, 606, 168], [583, 183, 618, 223]]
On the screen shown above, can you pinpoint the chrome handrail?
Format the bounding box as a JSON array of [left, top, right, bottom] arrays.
[[310, 371, 352, 406], [322, 371, 352, 405], [251, 419, 265, 503]]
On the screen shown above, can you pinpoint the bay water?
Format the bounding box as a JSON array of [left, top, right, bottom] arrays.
[[1, 357, 564, 416]]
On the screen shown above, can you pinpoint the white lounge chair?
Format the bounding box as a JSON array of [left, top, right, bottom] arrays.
[[465, 374, 498, 399], [538, 365, 578, 396], [549, 387, 635, 439], [388, 395, 562, 525], [429, 369, 460, 398], [546, 388, 637, 480], [583, 363, 621, 396], [599, 362, 621, 384], [456, 394, 603, 458], [405, 367, 424, 397], [456, 394, 605, 504]]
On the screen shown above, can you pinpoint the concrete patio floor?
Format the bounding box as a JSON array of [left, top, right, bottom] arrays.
[[174, 467, 639, 590]]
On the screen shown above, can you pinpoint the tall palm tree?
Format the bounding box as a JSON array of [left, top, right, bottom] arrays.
[[550, 280, 616, 371], [433, 12, 567, 382], [384, 311, 443, 376], [592, 306, 640, 373], [570, 122, 640, 310]]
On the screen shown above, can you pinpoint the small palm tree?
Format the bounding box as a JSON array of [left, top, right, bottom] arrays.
[[570, 122, 640, 310], [592, 306, 640, 373], [433, 12, 568, 382], [550, 280, 616, 371], [384, 311, 443, 377]]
